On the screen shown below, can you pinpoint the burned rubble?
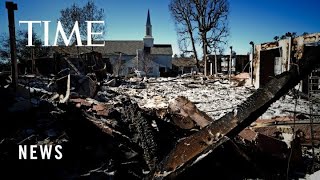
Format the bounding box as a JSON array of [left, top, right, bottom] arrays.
[[0, 46, 319, 180], [1, 0, 320, 179]]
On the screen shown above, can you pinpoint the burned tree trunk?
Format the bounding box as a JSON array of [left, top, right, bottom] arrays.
[[122, 102, 158, 170], [68, 96, 159, 175], [152, 47, 320, 179]]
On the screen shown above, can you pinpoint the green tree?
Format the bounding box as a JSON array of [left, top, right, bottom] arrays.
[[57, 0, 106, 44], [0, 30, 50, 62], [302, 32, 309, 36]]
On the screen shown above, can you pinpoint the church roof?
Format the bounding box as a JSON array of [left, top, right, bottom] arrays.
[[151, 44, 173, 55], [52, 41, 172, 56], [53, 40, 144, 56], [103, 40, 144, 55]]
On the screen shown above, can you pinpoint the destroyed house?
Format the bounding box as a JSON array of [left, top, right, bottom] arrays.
[[23, 50, 112, 76], [202, 54, 250, 76], [172, 57, 197, 75], [253, 33, 320, 90]]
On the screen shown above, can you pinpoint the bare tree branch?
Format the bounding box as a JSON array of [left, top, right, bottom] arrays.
[[169, 0, 200, 69], [169, 0, 229, 76], [134, 52, 154, 77]]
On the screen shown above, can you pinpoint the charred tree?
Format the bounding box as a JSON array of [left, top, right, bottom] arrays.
[[169, 0, 229, 75], [169, 0, 200, 69]]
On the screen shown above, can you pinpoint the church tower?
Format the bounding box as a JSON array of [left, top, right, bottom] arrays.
[[146, 9, 152, 37], [143, 9, 154, 48]]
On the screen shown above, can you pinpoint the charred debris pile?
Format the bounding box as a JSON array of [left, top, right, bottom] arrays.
[[0, 48, 320, 180]]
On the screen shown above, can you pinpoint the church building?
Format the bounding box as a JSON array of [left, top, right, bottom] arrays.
[[54, 10, 173, 77], [116, 9, 173, 77]]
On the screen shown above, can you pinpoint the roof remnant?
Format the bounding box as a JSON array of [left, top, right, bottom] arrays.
[[172, 58, 197, 67]]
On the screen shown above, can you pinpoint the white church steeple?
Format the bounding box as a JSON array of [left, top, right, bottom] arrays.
[[143, 9, 154, 48], [146, 9, 152, 37]]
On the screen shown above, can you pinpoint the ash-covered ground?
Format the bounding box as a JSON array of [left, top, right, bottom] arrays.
[[110, 77, 314, 120]]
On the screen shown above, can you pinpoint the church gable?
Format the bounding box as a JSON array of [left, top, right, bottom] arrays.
[[151, 44, 173, 55]]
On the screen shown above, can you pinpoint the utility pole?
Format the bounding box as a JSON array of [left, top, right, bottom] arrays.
[[204, 54, 208, 76], [249, 41, 254, 86], [229, 46, 232, 83], [214, 49, 218, 77], [6, 1, 18, 91]]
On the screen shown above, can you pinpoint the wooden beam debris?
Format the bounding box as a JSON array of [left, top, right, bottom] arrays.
[[168, 96, 213, 129]]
